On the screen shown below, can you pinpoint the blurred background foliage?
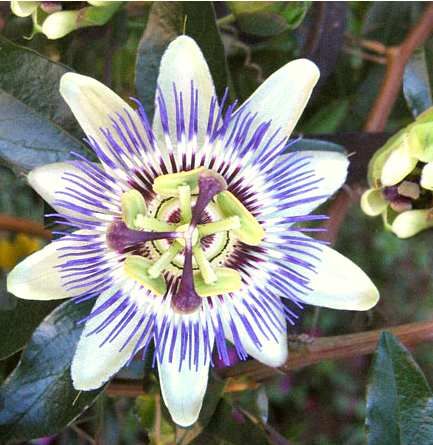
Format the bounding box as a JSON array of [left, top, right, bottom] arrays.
[[1, 1, 433, 444]]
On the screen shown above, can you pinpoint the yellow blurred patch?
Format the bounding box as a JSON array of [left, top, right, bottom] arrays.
[[0, 234, 42, 272]]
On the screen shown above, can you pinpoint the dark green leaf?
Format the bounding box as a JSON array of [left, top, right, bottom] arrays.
[[135, 1, 228, 117], [403, 47, 432, 118], [236, 387, 269, 424], [233, 11, 289, 38], [0, 35, 80, 136], [290, 138, 346, 154], [301, 99, 349, 134], [0, 292, 59, 359], [366, 331, 433, 445], [280, 1, 310, 29], [0, 36, 88, 171], [0, 164, 43, 220], [228, 1, 310, 36], [0, 299, 102, 442], [362, 2, 422, 46], [0, 91, 86, 172], [190, 399, 270, 445]]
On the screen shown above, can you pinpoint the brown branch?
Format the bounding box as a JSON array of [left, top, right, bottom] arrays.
[[218, 320, 433, 381], [106, 320, 433, 396], [105, 379, 145, 397], [365, 2, 433, 132], [0, 213, 52, 240]]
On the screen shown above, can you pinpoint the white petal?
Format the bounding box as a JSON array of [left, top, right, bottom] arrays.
[[158, 353, 210, 427], [11, 0, 39, 17], [157, 309, 213, 427], [71, 284, 148, 390], [60, 73, 141, 150], [232, 58, 319, 140], [223, 297, 288, 367], [7, 240, 70, 301], [28, 162, 89, 218], [277, 150, 349, 219], [42, 10, 79, 39], [153, 35, 217, 147], [299, 239, 379, 311]]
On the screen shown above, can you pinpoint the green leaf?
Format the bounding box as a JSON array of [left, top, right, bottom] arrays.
[[231, 10, 289, 38], [135, 1, 229, 117], [0, 292, 59, 359], [301, 99, 350, 134], [0, 36, 79, 135], [228, 1, 310, 36], [362, 2, 422, 46], [403, 47, 433, 118], [366, 331, 433, 445], [0, 36, 88, 171], [0, 165, 43, 220], [0, 299, 102, 442], [190, 399, 270, 445], [0, 92, 86, 172], [290, 138, 346, 154]]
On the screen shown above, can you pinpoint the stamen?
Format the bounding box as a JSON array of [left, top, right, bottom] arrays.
[[106, 220, 180, 253], [148, 242, 183, 278], [121, 189, 147, 229], [135, 215, 177, 232], [198, 216, 241, 237], [124, 255, 167, 296], [153, 167, 204, 196], [194, 267, 242, 297], [216, 191, 265, 246], [178, 184, 192, 223], [192, 245, 217, 284]]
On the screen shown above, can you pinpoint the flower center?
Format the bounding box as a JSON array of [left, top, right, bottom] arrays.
[[382, 162, 433, 213], [107, 168, 265, 313]]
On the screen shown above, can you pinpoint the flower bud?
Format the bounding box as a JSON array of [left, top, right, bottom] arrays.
[[10, 1, 121, 40], [361, 107, 433, 238]]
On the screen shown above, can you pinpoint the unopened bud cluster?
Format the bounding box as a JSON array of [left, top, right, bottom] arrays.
[[11, 1, 121, 39], [361, 108, 433, 238]]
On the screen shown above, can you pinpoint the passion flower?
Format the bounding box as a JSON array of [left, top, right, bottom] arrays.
[[7, 36, 379, 427]]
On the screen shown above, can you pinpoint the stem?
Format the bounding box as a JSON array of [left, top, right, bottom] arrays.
[[219, 320, 433, 381], [217, 13, 235, 27], [0, 213, 51, 240], [365, 3, 433, 132]]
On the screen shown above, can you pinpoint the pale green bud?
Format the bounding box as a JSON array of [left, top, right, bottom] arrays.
[[391, 209, 433, 239], [360, 189, 387, 217], [421, 162, 433, 190], [11, 0, 39, 17]]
